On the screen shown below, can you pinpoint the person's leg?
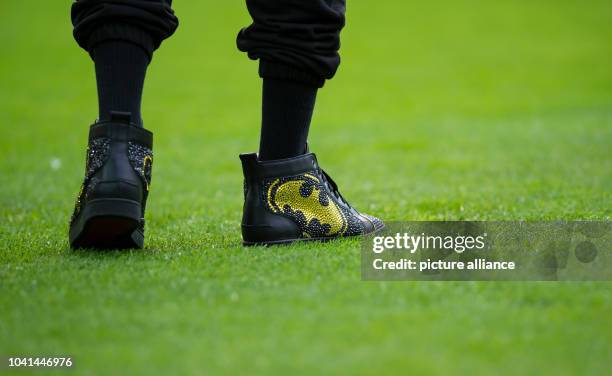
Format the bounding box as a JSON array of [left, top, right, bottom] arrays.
[[69, 0, 178, 249], [72, 0, 179, 126], [237, 0, 346, 160], [258, 79, 317, 160], [237, 0, 384, 245], [93, 41, 149, 126]]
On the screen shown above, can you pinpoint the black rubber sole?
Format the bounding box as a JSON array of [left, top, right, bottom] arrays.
[[242, 223, 386, 247], [69, 198, 143, 249]]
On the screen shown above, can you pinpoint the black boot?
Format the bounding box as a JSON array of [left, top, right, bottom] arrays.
[[69, 112, 153, 249], [240, 152, 384, 245]]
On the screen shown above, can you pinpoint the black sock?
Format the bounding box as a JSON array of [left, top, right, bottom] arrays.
[[93, 41, 149, 126], [258, 79, 318, 160]]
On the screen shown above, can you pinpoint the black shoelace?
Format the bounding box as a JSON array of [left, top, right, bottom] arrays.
[[316, 167, 352, 210]]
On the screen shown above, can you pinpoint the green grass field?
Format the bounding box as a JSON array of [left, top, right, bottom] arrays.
[[1, 1, 611, 374]]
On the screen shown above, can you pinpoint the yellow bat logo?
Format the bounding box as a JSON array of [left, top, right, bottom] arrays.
[[267, 174, 347, 237]]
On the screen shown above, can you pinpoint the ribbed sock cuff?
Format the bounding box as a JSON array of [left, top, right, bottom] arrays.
[[85, 23, 155, 61], [259, 60, 325, 88]]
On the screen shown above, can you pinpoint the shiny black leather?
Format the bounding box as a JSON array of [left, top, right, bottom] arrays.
[[240, 153, 303, 243], [88, 131, 143, 202], [69, 112, 153, 249]]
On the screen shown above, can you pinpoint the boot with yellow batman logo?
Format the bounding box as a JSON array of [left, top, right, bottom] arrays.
[[69, 112, 153, 249], [240, 152, 384, 245]]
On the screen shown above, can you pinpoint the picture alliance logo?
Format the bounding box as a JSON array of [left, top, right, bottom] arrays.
[[372, 232, 488, 254]]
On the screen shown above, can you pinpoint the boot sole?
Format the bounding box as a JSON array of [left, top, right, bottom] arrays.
[[242, 224, 385, 247], [69, 198, 143, 249]]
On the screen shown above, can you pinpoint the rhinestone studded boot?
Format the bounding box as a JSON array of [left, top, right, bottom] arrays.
[[240, 152, 384, 245], [69, 112, 153, 249]]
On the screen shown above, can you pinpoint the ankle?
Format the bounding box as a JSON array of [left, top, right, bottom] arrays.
[[258, 78, 317, 161], [94, 41, 149, 127]]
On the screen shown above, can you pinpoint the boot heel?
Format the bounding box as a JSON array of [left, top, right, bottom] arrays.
[[69, 199, 143, 249]]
